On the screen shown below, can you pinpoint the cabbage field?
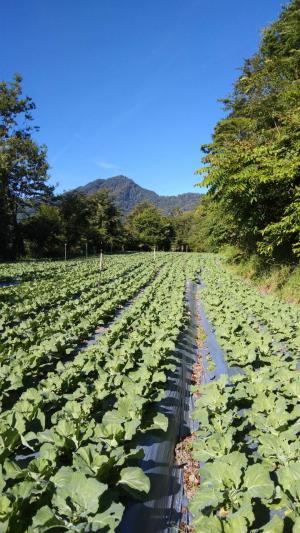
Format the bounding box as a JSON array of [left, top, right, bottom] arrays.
[[0, 253, 299, 532], [190, 256, 300, 533]]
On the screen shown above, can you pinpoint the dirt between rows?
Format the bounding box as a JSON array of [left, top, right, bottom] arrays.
[[175, 309, 205, 532]]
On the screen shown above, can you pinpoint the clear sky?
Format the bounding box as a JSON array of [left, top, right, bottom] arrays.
[[2, 0, 286, 195]]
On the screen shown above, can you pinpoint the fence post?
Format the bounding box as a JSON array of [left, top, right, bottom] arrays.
[[97, 249, 103, 288]]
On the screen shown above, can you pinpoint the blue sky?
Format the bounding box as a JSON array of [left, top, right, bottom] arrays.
[[2, 0, 285, 195]]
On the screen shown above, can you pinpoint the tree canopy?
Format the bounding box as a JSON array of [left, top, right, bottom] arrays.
[[126, 202, 173, 250], [22, 190, 123, 258], [0, 75, 52, 259], [196, 0, 300, 261]]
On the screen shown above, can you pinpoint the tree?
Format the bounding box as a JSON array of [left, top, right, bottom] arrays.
[[58, 191, 90, 255], [22, 203, 62, 258], [169, 196, 235, 252], [87, 189, 122, 252], [170, 210, 191, 251], [196, 0, 300, 261], [0, 75, 52, 259], [21, 190, 124, 258], [126, 202, 173, 250], [187, 196, 236, 252]]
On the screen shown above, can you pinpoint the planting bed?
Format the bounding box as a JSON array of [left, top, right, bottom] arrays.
[[0, 253, 299, 532], [0, 253, 200, 532], [188, 255, 300, 533]]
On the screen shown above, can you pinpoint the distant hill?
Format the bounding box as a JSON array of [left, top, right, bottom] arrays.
[[75, 175, 201, 214]]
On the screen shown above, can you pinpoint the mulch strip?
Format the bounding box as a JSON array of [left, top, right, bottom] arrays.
[[175, 301, 206, 532]]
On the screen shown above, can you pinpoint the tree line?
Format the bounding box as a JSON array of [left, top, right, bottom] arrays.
[[0, 75, 188, 260], [0, 75, 204, 260], [21, 194, 177, 258]]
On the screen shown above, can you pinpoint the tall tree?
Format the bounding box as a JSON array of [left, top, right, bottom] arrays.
[[187, 196, 236, 252], [196, 0, 300, 261], [22, 203, 62, 258], [59, 191, 90, 255], [21, 189, 124, 258], [170, 209, 191, 251], [0, 75, 52, 259], [126, 202, 173, 250], [87, 189, 122, 252]]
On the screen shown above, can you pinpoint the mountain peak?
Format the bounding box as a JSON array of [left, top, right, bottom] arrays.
[[75, 176, 201, 214]]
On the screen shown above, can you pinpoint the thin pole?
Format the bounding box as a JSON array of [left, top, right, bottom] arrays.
[[64, 243, 67, 261], [153, 245, 156, 261], [85, 242, 88, 259], [98, 248, 103, 288]]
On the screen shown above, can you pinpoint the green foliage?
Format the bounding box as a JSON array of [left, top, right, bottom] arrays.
[[126, 201, 173, 249], [58, 190, 90, 253], [118, 466, 150, 495], [280, 263, 300, 303], [22, 204, 62, 257], [0, 75, 52, 260], [222, 246, 300, 303], [259, 188, 300, 259], [21, 189, 124, 258], [0, 253, 201, 530], [87, 189, 123, 251], [169, 209, 192, 251], [190, 254, 300, 530], [169, 196, 236, 252], [189, 197, 235, 252], [195, 0, 300, 261]]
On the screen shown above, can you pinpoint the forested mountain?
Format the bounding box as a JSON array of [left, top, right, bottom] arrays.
[[75, 175, 201, 214]]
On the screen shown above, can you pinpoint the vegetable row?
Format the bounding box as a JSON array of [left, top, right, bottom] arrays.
[[190, 255, 300, 532], [0, 253, 200, 532]]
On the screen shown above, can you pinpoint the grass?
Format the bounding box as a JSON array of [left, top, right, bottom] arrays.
[[219, 245, 300, 305]]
